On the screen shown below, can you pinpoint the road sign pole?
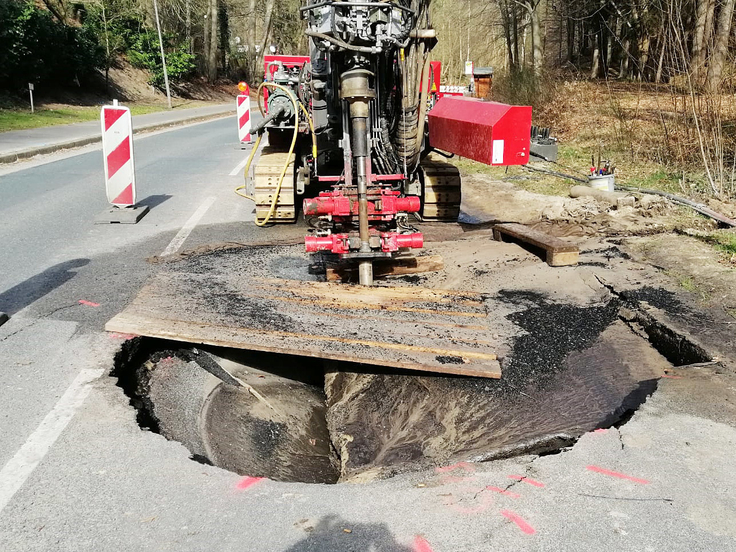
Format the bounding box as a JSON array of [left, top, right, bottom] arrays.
[[153, 0, 172, 109], [28, 83, 34, 113]]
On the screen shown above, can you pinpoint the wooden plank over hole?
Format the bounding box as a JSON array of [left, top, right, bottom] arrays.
[[105, 273, 502, 379]]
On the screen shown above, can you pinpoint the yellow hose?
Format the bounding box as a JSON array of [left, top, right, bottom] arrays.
[[234, 82, 317, 227]]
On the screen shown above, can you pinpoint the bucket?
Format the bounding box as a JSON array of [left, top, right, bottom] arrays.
[[588, 174, 615, 193]]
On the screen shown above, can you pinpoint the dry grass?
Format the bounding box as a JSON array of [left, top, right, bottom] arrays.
[[533, 78, 736, 199]]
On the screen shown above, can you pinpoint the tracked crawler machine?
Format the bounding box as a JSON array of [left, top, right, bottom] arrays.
[[243, 0, 533, 285]]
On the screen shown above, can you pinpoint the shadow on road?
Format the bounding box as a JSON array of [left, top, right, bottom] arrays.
[[137, 194, 172, 211], [284, 515, 412, 552], [0, 258, 90, 315]]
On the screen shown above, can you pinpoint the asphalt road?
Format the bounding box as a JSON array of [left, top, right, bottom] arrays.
[[1, 117, 736, 551]]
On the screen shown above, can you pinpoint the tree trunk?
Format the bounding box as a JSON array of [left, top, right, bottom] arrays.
[[706, 0, 736, 92], [604, 16, 615, 76], [655, 37, 667, 83], [512, 5, 520, 71], [591, 30, 601, 79], [567, 16, 575, 63], [258, 0, 275, 69], [529, 0, 544, 77], [203, 4, 210, 73], [186, 0, 192, 54], [521, 16, 528, 67], [246, 0, 256, 78], [692, 0, 714, 83], [500, 0, 516, 71], [620, 35, 631, 78], [41, 0, 66, 25], [638, 37, 651, 81], [207, 0, 218, 82]]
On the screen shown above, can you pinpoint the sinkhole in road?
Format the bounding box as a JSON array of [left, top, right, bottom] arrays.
[[110, 287, 709, 484]]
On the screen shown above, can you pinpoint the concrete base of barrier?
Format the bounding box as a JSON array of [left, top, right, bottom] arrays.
[[95, 205, 150, 224]]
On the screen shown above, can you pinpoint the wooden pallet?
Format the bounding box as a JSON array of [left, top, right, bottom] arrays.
[[492, 223, 579, 267], [106, 271, 502, 379]]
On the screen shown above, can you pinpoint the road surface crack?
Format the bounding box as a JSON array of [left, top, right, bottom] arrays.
[[0, 303, 78, 342]]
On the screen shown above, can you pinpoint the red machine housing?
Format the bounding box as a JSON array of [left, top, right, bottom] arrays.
[[263, 55, 310, 75], [428, 97, 532, 166], [262, 55, 310, 109]]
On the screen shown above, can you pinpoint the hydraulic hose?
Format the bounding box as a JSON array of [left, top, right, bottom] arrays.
[[234, 82, 317, 226]]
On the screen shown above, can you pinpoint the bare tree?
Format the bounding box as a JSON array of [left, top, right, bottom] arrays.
[[691, 0, 715, 83], [706, 0, 736, 92], [207, 0, 218, 81]]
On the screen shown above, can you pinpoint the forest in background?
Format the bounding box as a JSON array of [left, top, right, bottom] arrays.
[[2, 0, 736, 197], [3, 0, 735, 92]]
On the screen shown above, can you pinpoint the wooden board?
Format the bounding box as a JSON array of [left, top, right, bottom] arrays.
[[326, 255, 445, 282], [493, 222, 579, 267], [106, 272, 502, 379]]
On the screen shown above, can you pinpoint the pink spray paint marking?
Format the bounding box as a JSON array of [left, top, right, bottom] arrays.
[[435, 462, 476, 474], [236, 476, 264, 490], [500, 510, 536, 535], [507, 475, 545, 488], [587, 465, 650, 485], [594, 428, 609, 434], [413, 536, 434, 552], [485, 486, 521, 499], [78, 300, 100, 307]]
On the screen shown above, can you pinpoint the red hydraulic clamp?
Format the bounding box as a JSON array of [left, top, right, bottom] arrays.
[[305, 232, 424, 254], [303, 190, 421, 221]]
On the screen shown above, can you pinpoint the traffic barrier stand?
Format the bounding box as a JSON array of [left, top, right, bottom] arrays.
[[95, 100, 149, 224], [237, 82, 252, 146]]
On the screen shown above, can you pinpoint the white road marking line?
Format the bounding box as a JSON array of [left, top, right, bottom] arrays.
[[160, 196, 217, 257], [229, 154, 251, 176], [0, 368, 104, 514]]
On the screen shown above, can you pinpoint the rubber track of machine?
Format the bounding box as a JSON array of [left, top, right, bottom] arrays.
[[420, 155, 462, 221], [253, 146, 297, 224]]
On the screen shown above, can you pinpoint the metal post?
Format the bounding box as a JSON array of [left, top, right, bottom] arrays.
[[341, 64, 375, 286], [28, 83, 34, 113], [153, 0, 173, 109]]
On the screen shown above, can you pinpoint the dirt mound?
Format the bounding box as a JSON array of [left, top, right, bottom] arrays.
[[459, 174, 712, 238]]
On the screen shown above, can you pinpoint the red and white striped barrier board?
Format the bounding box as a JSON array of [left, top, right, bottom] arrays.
[[101, 102, 136, 206], [237, 95, 252, 143]]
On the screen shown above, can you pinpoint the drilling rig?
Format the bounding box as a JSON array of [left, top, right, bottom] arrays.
[[241, 1, 532, 287]]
